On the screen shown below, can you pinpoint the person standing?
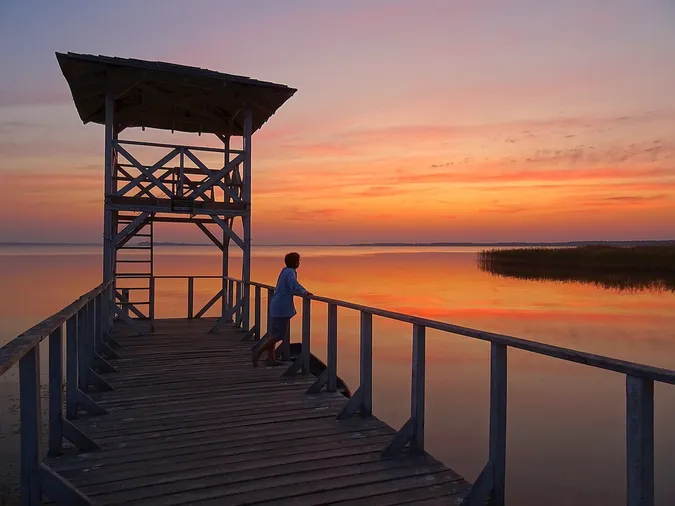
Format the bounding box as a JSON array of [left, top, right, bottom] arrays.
[[252, 252, 312, 366]]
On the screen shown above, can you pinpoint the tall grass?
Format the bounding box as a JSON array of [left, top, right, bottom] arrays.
[[477, 245, 675, 292]]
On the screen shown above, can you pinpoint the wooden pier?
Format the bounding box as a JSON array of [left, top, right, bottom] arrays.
[[44, 318, 470, 505], [2, 52, 673, 505]]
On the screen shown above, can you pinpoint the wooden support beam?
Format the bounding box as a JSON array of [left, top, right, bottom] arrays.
[[337, 311, 372, 419], [194, 290, 224, 319], [210, 215, 245, 250], [114, 143, 176, 198], [39, 463, 91, 506], [195, 222, 224, 251]]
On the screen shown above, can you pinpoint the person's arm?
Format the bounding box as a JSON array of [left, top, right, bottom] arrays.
[[289, 270, 312, 297]]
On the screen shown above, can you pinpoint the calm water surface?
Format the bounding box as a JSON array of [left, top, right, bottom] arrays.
[[1, 244, 675, 505]]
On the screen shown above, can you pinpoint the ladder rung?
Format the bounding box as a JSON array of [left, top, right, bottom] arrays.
[[116, 274, 152, 278], [117, 260, 152, 263], [118, 301, 150, 305], [132, 234, 152, 237], [118, 246, 151, 250], [116, 287, 149, 290]]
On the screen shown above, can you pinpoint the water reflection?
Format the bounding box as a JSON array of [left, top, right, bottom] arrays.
[[1, 245, 675, 505]]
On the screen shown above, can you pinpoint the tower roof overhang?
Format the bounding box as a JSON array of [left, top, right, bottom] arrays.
[[56, 52, 297, 136]]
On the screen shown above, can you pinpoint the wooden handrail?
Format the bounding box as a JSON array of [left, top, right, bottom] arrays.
[[152, 274, 675, 385], [0, 281, 112, 376], [150, 273, 672, 505]]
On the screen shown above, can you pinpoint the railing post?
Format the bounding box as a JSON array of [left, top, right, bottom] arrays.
[[149, 276, 156, 323], [626, 375, 654, 506], [48, 327, 64, 457], [410, 324, 426, 452], [87, 301, 96, 368], [94, 293, 102, 354], [281, 318, 291, 361], [301, 298, 311, 374], [234, 281, 241, 328], [19, 346, 42, 505], [228, 279, 235, 322], [360, 311, 373, 416], [187, 277, 194, 319], [242, 282, 250, 332], [266, 288, 273, 339], [327, 303, 338, 392], [122, 288, 130, 317], [254, 285, 262, 339], [66, 313, 78, 419], [489, 343, 508, 506], [77, 306, 88, 392]]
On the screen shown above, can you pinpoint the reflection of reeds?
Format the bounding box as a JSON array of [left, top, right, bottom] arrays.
[[477, 245, 675, 293]]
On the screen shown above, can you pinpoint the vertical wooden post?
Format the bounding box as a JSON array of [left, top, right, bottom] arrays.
[[410, 324, 426, 452], [87, 302, 96, 367], [122, 288, 130, 317], [360, 311, 373, 417], [77, 307, 88, 393], [228, 279, 235, 321], [626, 375, 654, 506], [48, 327, 64, 457], [241, 110, 253, 335], [221, 136, 230, 320], [149, 276, 156, 323], [489, 343, 508, 506], [266, 288, 274, 338], [254, 285, 262, 339], [281, 317, 291, 361], [66, 313, 78, 419], [327, 303, 338, 392], [301, 298, 311, 374], [235, 281, 242, 328], [19, 346, 42, 505], [94, 293, 102, 354], [187, 277, 194, 319], [102, 90, 115, 284]]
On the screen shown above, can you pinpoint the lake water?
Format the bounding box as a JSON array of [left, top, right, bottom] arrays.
[[1, 244, 675, 505]]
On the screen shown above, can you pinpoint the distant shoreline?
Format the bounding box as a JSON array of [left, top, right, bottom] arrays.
[[1, 240, 674, 248]]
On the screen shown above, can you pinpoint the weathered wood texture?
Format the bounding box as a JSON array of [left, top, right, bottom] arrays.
[[47, 318, 470, 505]]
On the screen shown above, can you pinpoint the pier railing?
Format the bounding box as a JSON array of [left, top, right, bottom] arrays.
[[206, 274, 670, 506], [3, 274, 673, 506], [0, 281, 117, 506]]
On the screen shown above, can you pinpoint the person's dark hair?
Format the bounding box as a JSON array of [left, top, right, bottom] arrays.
[[285, 252, 301, 268]]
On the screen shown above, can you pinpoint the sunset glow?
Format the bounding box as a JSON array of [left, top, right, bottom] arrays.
[[1, 0, 674, 244]]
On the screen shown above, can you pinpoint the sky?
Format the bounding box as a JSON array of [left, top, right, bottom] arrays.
[[1, 0, 675, 244]]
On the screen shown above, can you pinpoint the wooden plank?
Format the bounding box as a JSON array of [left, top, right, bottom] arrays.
[[627, 375, 654, 506], [45, 319, 469, 505]]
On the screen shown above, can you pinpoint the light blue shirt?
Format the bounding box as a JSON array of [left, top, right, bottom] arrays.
[[269, 267, 308, 317]]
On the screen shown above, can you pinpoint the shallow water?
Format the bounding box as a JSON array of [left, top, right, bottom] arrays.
[[1, 244, 674, 505]]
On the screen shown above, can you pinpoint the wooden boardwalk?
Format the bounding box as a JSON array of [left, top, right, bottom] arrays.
[[46, 318, 471, 505]]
